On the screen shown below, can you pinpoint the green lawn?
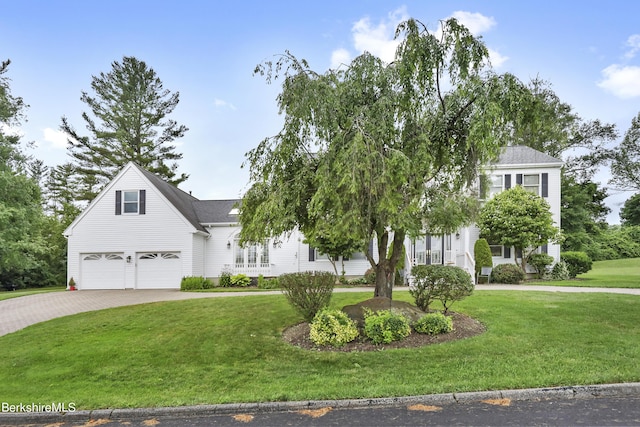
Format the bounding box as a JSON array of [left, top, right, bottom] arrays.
[[529, 257, 640, 288], [0, 290, 638, 410], [0, 286, 66, 301]]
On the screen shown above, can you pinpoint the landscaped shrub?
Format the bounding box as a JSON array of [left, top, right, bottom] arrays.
[[550, 260, 570, 280], [528, 253, 554, 279], [363, 308, 411, 344], [364, 268, 376, 284], [230, 273, 251, 287], [309, 309, 359, 347], [413, 312, 453, 335], [279, 271, 336, 322], [561, 251, 593, 278], [257, 275, 279, 289], [409, 264, 474, 313], [490, 263, 526, 284], [474, 238, 493, 280], [180, 276, 214, 291], [219, 269, 232, 287]]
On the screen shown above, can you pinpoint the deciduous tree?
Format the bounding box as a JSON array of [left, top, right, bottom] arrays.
[[477, 186, 561, 272], [240, 18, 526, 299], [620, 193, 640, 226]]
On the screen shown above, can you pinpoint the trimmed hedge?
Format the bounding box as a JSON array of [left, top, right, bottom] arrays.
[[490, 263, 525, 284]]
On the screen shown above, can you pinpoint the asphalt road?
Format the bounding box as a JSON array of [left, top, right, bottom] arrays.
[[3, 395, 640, 426]]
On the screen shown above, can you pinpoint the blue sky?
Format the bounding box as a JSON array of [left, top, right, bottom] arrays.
[[2, 1, 639, 223]]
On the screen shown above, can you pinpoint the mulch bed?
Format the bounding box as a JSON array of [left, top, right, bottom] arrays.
[[282, 312, 486, 352]]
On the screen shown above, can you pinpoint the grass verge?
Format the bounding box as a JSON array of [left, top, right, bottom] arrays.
[[529, 257, 640, 288], [0, 290, 638, 410], [0, 286, 66, 301]]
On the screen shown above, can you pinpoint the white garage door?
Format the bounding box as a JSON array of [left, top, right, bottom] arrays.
[[136, 252, 182, 289], [80, 253, 125, 289]]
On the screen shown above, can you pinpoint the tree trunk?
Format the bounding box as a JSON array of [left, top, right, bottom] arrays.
[[373, 230, 406, 300]]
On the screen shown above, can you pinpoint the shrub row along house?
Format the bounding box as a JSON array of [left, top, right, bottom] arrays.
[[64, 145, 562, 289]]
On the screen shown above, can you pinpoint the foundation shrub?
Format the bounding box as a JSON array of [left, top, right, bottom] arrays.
[[180, 276, 214, 291], [490, 263, 525, 284]]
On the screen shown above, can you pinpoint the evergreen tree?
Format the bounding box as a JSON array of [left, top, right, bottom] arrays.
[[61, 56, 188, 202]]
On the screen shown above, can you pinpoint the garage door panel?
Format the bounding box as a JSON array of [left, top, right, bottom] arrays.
[[136, 252, 181, 289], [80, 253, 125, 289]]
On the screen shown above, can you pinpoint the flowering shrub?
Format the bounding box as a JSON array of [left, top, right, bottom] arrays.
[[309, 309, 359, 347], [363, 309, 411, 344], [414, 312, 453, 335]]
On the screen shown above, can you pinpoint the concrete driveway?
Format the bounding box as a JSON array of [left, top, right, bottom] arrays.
[[1, 285, 639, 337]]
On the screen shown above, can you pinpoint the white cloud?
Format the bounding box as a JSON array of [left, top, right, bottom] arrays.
[[451, 11, 496, 35], [43, 127, 69, 149], [488, 48, 508, 68], [624, 34, 640, 59], [598, 64, 640, 98], [213, 98, 236, 110], [351, 6, 409, 63], [330, 48, 351, 69], [0, 123, 24, 137]]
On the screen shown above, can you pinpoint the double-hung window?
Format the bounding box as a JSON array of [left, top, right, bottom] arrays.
[[123, 191, 139, 213]]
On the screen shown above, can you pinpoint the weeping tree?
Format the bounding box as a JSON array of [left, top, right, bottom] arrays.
[[240, 18, 527, 299]]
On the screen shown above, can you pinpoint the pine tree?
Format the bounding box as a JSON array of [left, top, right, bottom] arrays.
[[61, 56, 188, 202]]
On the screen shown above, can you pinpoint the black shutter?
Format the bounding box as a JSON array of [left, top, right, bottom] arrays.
[[516, 174, 523, 186], [368, 239, 374, 257], [479, 178, 486, 198], [308, 246, 315, 262], [542, 244, 548, 254], [504, 174, 511, 189], [541, 173, 548, 197], [516, 248, 523, 259], [139, 190, 146, 215], [426, 235, 432, 265], [115, 190, 122, 215], [504, 246, 511, 258]]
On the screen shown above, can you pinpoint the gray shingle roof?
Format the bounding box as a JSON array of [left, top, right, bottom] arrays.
[[133, 164, 239, 233], [496, 145, 563, 166], [192, 199, 240, 224]]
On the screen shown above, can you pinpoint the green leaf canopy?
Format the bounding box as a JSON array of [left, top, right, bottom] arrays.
[[241, 18, 528, 298]]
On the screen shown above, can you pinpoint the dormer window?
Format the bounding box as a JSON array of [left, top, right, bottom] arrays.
[[115, 190, 146, 215]]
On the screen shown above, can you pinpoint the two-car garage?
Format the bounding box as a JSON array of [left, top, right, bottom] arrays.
[[79, 252, 182, 289]]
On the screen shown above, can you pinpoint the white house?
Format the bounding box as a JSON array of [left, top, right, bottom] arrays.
[[64, 145, 562, 289]]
